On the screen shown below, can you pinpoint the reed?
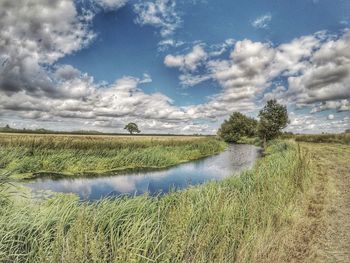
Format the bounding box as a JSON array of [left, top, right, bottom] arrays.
[[0, 134, 226, 178]]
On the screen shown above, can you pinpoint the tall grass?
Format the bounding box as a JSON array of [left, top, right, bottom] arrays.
[[0, 134, 226, 178], [294, 133, 350, 144], [0, 140, 311, 262]]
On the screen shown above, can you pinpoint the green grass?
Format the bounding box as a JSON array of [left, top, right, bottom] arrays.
[[0, 140, 312, 262], [0, 134, 226, 178], [237, 136, 262, 146]]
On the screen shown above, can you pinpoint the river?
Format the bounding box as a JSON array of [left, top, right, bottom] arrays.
[[26, 144, 261, 201]]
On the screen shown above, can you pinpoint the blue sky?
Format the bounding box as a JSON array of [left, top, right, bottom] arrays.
[[0, 0, 349, 133]]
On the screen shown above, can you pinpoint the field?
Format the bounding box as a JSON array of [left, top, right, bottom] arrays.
[[294, 133, 350, 144], [0, 133, 226, 179], [0, 140, 316, 262], [0, 133, 349, 262]]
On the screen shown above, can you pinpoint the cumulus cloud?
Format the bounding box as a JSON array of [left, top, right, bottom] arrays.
[[164, 45, 210, 86], [164, 45, 207, 72], [191, 31, 348, 109], [1, 0, 349, 134], [210, 39, 275, 91], [162, 30, 350, 131], [310, 99, 350, 113], [0, 0, 95, 96], [286, 112, 349, 133], [287, 31, 350, 107], [0, 0, 196, 132], [0, 73, 209, 130], [252, 14, 272, 29], [134, 0, 181, 37]]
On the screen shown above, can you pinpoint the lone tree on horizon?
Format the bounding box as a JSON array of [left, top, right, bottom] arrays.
[[124, 122, 141, 135], [258, 99, 289, 147]]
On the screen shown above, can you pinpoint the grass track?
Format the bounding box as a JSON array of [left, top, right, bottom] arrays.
[[260, 142, 350, 263]]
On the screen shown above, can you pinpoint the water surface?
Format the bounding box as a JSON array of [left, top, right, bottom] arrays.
[[26, 144, 260, 201]]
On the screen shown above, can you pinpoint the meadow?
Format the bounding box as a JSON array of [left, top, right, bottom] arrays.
[[0, 133, 226, 179], [0, 140, 314, 262], [294, 132, 350, 144]]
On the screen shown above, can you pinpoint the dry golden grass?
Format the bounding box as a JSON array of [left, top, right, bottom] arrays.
[[256, 142, 350, 263]]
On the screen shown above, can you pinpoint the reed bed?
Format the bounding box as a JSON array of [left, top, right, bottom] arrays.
[[0, 134, 225, 178], [0, 140, 311, 262]]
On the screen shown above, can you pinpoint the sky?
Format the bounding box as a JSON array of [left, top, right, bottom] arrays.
[[0, 0, 349, 134]]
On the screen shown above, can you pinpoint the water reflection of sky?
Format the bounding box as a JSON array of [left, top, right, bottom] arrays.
[[26, 144, 260, 201]]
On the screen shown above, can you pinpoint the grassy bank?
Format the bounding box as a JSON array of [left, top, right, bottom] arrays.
[[0, 140, 313, 262], [0, 134, 226, 178], [257, 142, 350, 262]]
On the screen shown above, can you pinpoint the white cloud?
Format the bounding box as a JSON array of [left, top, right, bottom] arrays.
[[134, 0, 181, 37], [310, 99, 350, 113], [208, 38, 235, 56], [263, 86, 287, 103], [287, 30, 350, 106], [286, 112, 349, 134], [97, 0, 128, 10], [179, 74, 211, 87], [164, 45, 208, 72], [158, 39, 185, 51], [252, 14, 272, 29], [0, 0, 349, 134], [0, 0, 95, 96], [327, 114, 334, 120], [139, 73, 152, 84], [161, 30, 350, 132]]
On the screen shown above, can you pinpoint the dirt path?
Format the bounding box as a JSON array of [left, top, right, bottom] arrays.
[[305, 143, 350, 263]]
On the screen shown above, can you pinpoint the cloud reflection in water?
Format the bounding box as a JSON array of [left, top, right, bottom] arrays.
[[27, 144, 260, 200]]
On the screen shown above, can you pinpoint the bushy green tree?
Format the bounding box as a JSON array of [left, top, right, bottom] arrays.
[[124, 123, 141, 134], [258, 99, 289, 144], [218, 112, 257, 142]]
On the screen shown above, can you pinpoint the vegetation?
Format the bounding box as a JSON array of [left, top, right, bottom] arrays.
[[218, 100, 289, 145], [294, 133, 350, 144], [258, 142, 350, 262], [0, 140, 314, 262], [218, 112, 257, 143], [124, 122, 141, 134], [258, 99, 289, 144], [0, 134, 226, 178]]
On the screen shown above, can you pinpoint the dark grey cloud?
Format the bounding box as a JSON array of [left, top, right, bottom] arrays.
[[0, 0, 94, 96]]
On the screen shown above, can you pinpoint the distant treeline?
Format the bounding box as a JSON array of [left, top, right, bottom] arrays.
[[0, 126, 208, 137]]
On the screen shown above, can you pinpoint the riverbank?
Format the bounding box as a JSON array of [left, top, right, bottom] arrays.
[[0, 140, 313, 262], [0, 134, 226, 179]]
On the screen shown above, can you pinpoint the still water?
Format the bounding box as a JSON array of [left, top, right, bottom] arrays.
[[26, 144, 260, 201]]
